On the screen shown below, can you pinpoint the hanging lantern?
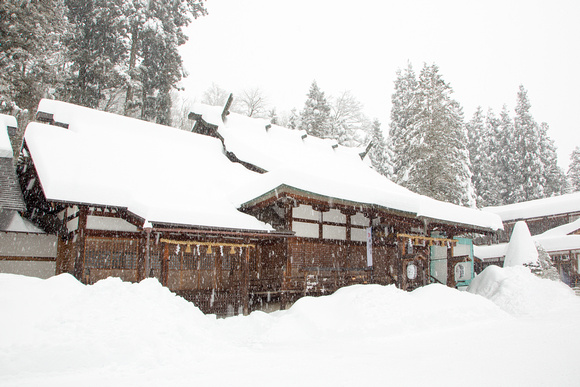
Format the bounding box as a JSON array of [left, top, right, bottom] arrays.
[[207, 245, 212, 254], [186, 244, 192, 253], [230, 246, 236, 254]]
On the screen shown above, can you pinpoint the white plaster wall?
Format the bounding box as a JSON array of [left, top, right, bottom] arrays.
[[322, 209, 346, 224], [351, 213, 369, 227], [0, 233, 57, 257], [351, 228, 367, 242], [292, 221, 319, 238], [292, 205, 320, 221], [0, 260, 55, 279], [86, 216, 139, 232], [323, 225, 346, 240]]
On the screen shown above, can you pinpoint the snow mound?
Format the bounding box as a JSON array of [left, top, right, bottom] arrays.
[[245, 284, 508, 344], [503, 221, 538, 267], [467, 265, 577, 316], [0, 274, 217, 379], [2, 273, 580, 386]]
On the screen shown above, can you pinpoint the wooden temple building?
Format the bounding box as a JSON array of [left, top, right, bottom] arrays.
[[14, 98, 502, 316]]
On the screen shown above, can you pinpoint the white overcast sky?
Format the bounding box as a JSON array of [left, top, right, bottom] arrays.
[[179, 0, 580, 169]]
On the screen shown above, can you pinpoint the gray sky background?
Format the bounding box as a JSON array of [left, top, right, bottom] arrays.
[[180, 0, 580, 170]]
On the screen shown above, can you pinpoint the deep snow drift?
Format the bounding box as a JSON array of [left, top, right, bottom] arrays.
[[1, 268, 579, 386]]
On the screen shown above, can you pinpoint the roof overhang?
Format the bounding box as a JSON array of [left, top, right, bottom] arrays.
[[240, 184, 496, 234]]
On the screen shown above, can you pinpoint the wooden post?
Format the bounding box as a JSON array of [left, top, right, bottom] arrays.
[[161, 243, 169, 287], [73, 207, 88, 282], [243, 247, 250, 315]]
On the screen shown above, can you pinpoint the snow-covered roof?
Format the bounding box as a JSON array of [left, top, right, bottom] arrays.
[[0, 114, 17, 158], [24, 99, 273, 232], [538, 218, 580, 237], [475, 219, 580, 261], [192, 104, 503, 232], [484, 193, 580, 222], [0, 210, 44, 233]]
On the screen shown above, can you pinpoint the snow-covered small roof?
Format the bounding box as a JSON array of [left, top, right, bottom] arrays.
[[192, 104, 503, 232], [485, 193, 580, 222], [24, 99, 272, 232], [538, 218, 580, 237], [0, 210, 44, 233], [0, 114, 17, 158]]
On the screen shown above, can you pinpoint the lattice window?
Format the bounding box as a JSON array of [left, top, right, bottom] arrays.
[[85, 238, 138, 270]]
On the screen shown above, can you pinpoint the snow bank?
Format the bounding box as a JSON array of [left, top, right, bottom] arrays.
[[0, 274, 217, 382], [253, 284, 506, 344], [468, 265, 576, 316], [2, 273, 580, 386]]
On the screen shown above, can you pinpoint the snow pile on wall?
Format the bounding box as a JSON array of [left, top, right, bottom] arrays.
[[503, 221, 538, 267], [468, 265, 575, 316], [0, 114, 17, 158]]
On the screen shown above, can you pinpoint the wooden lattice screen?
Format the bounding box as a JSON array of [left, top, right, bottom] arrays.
[[84, 237, 139, 270]]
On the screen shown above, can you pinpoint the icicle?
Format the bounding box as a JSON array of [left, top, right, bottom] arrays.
[[196, 244, 200, 255], [220, 245, 224, 256]]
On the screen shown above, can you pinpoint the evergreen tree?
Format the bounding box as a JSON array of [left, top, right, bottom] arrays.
[[287, 108, 300, 130], [388, 62, 419, 185], [64, 0, 131, 111], [299, 80, 331, 138], [466, 106, 493, 207], [267, 108, 279, 125], [64, 0, 207, 124], [538, 122, 565, 197], [368, 119, 392, 178], [567, 146, 580, 192], [507, 85, 563, 203], [0, 0, 69, 116], [482, 108, 506, 206], [495, 105, 516, 205], [404, 63, 475, 206]]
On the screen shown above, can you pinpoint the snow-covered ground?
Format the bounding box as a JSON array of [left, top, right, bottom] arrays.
[[1, 268, 579, 386]]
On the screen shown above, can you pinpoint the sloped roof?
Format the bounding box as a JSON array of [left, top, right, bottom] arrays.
[[538, 218, 580, 237], [0, 210, 44, 233], [191, 104, 503, 232], [1, 115, 25, 212], [24, 99, 272, 232], [484, 192, 580, 222]]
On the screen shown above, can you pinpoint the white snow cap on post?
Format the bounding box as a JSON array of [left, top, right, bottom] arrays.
[[503, 221, 539, 267]]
